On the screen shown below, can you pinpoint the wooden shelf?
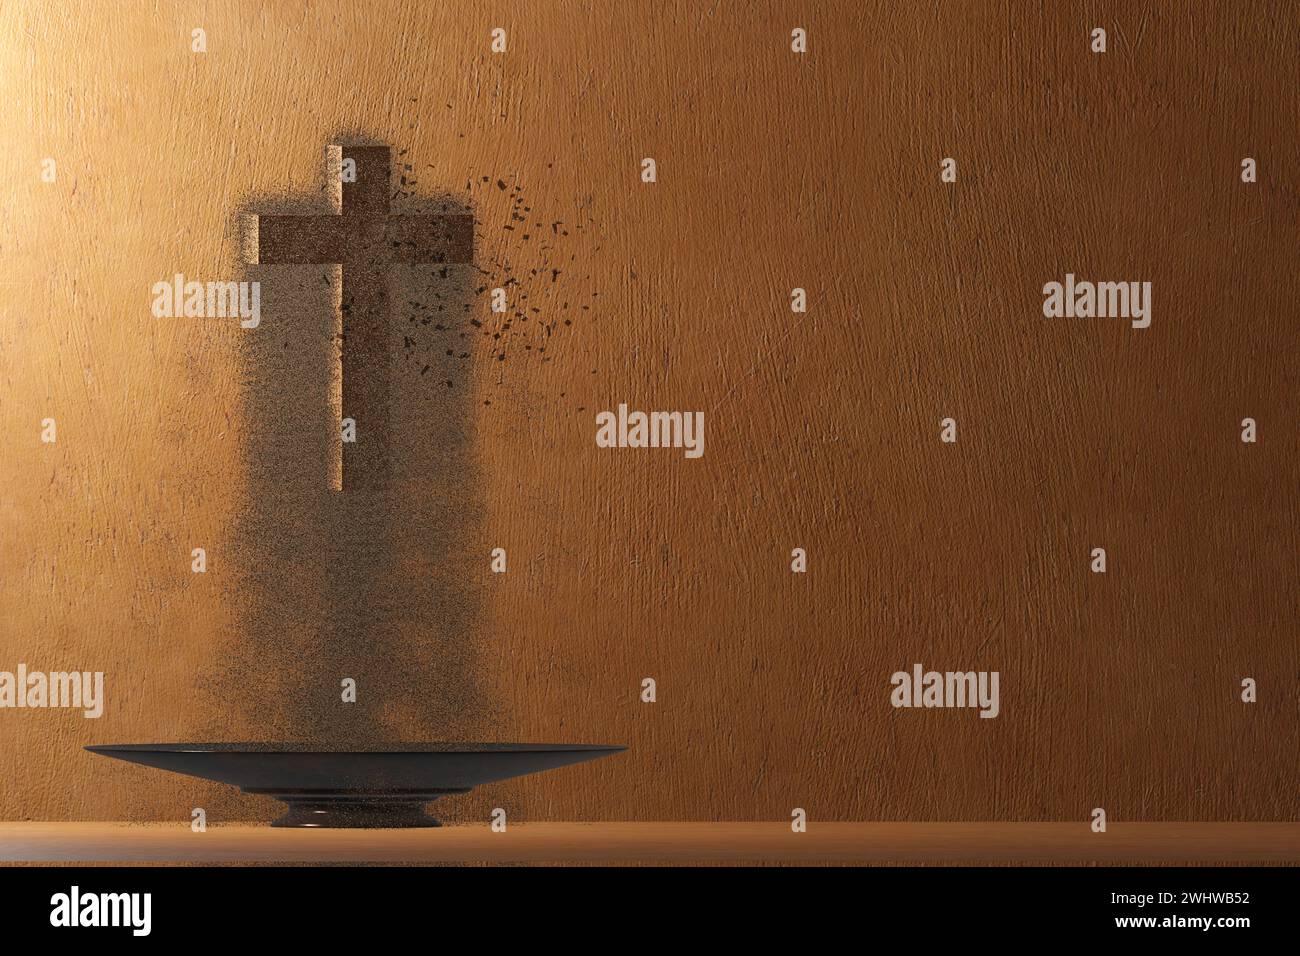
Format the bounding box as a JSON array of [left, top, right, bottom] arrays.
[[1, 822, 1295, 864]]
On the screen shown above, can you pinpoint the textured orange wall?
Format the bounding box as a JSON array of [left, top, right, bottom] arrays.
[[0, 1, 1294, 825]]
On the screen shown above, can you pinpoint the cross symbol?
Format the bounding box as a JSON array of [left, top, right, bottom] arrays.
[[245, 144, 473, 491]]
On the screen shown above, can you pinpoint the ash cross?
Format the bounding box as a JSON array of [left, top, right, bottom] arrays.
[[246, 144, 474, 491]]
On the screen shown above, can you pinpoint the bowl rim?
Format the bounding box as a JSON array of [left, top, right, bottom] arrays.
[[85, 742, 627, 755]]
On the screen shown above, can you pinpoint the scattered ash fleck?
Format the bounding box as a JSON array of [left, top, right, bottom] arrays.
[[389, 162, 602, 408]]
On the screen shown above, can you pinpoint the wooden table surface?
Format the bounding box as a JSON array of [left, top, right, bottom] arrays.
[[2, 822, 1295, 864]]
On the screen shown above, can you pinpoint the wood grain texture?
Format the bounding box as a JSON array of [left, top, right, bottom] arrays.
[[3, 823, 1296, 864], [0, 1, 1294, 830]]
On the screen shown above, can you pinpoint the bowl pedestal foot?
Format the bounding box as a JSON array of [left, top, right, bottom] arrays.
[[247, 789, 474, 828]]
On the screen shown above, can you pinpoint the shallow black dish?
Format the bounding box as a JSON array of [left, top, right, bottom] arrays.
[[86, 742, 626, 828]]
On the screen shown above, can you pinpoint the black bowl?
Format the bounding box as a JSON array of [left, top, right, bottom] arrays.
[[86, 742, 626, 828]]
